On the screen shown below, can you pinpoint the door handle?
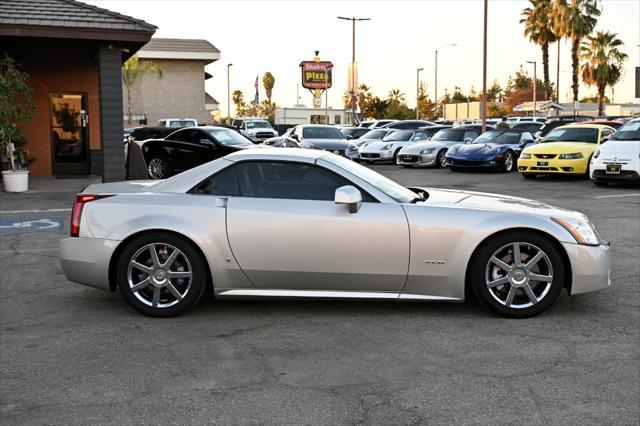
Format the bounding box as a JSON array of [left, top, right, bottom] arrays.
[[215, 196, 228, 207]]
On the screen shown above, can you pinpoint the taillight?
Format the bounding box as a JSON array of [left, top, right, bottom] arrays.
[[70, 194, 114, 237]]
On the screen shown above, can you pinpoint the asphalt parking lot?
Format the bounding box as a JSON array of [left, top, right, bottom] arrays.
[[1, 167, 638, 425]]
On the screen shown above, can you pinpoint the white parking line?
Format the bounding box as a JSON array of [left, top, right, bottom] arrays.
[[593, 193, 640, 199], [0, 208, 71, 214]]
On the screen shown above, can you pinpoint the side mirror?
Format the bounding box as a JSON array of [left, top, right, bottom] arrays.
[[201, 139, 216, 147], [464, 137, 473, 144], [335, 185, 362, 214], [345, 134, 354, 140]]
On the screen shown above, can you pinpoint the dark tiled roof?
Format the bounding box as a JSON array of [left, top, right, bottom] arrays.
[[141, 38, 220, 54], [0, 0, 156, 32], [205, 93, 219, 104]]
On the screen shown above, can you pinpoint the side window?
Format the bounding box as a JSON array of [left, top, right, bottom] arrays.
[[463, 131, 478, 140], [189, 166, 239, 196], [235, 161, 373, 201], [412, 132, 428, 141], [166, 129, 188, 141]]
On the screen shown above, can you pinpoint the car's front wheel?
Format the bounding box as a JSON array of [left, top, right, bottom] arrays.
[[470, 232, 565, 318], [502, 151, 514, 172], [147, 155, 171, 179], [116, 232, 208, 317]]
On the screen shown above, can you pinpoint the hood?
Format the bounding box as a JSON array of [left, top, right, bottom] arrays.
[[416, 187, 585, 220], [361, 140, 412, 151], [302, 138, 350, 150], [399, 142, 433, 154], [449, 143, 504, 157], [525, 141, 596, 154], [597, 141, 640, 158]]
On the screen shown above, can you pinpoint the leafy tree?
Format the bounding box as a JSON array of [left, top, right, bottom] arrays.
[[552, 0, 601, 106], [417, 82, 438, 120], [122, 54, 162, 125], [364, 96, 389, 119], [487, 80, 504, 102], [342, 90, 352, 109], [451, 86, 469, 103], [521, 0, 558, 98], [232, 90, 246, 116], [262, 72, 275, 103], [488, 102, 509, 118], [258, 99, 277, 123], [0, 55, 36, 171], [580, 30, 627, 115]]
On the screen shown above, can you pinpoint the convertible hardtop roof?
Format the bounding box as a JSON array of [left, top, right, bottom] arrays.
[[225, 147, 329, 162]]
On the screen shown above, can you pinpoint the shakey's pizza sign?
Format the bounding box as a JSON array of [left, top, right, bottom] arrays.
[[299, 61, 333, 90]]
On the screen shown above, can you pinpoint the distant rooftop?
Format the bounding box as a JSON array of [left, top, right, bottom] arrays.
[[0, 0, 155, 32], [138, 38, 220, 62]]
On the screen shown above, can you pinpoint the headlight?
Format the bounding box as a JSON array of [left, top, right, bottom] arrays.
[[420, 148, 436, 154], [593, 149, 600, 159], [552, 217, 600, 245], [559, 152, 583, 159], [520, 153, 531, 159], [381, 144, 393, 150]]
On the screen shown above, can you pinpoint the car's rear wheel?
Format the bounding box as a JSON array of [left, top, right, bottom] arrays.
[[521, 173, 537, 179], [436, 149, 448, 168], [470, 232, 565, 318], [147, 155, 171, 179], [116, 232, 207, 317], [502, 151, 514, 172]]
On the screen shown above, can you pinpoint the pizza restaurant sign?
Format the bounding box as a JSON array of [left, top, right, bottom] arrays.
[[300, 61, 333, 90]]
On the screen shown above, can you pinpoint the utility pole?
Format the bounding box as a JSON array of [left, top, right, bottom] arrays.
[[416, 67, 423, 119], [481, 0, 488, 132], [527, 60, 537, 116], [338, 16, 370, 125], [435, 43, 456, 109], [556, 40, 560, 116], [227, 63, 233, 123]]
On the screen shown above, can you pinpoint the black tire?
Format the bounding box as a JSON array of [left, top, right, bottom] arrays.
[[116, 232, 208, 317], [392, 148, 402, 163], [146, 155, 171, 179], [469, 231, 565, 318], [585, 155, 593, 179], [521, 173, 537, 179], [502, 151, 514, 172], [436, 149, 448, 168]]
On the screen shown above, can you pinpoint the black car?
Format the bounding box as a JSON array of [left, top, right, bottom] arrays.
[[339, 127, 372, 140], [140, 126, 254, 179], [537, 116, 591, 137], [381, 120, 435, 130], [129, 126, 178, 142]]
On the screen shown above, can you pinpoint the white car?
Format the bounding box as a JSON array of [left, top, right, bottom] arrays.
[[590, 118, 640, 186], [359, 130, 429, 163]]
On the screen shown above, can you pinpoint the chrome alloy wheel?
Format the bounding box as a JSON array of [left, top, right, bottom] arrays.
[[148, 158, 168, 179], [127, 243, 193, 308], [438, 149, 448, 168], [485, 242, 553, 309], [504, 152, 514, 171]]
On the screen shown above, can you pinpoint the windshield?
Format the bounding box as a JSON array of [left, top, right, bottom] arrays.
[[473, 131, 521, 145], [325, 155, 419, 203], [542, 127, 598, 143], [361, 129, 389, 140], [383, 130, 412, 141], [206, 129, 252, 145], [611, 121, 640, 141], [302, 126, 343, 139], [431, 129, 464, 141], [245, 121, 271, 129]]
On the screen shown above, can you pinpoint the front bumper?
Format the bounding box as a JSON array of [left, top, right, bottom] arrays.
[[518, 157, 588, 174], [59, 237, 120, 291], [447, 157, 501, 169], [360, 150, 394, 162], [562, 241, 611, 295], [397, 153, 437, 167]]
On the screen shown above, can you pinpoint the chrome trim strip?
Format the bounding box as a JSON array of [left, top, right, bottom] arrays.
[[216, 289, 399, 299], [398, 294, 463, 302]]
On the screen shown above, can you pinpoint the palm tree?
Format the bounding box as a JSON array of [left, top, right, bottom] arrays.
[[521, 0, 557, 99], [342, 90, 352, 109], [122, 55, 162, 125], [262, 72, 275, 103], [580, 30, 627, 115], [357, 84, 372, 115], [232, 90, 245, 116], [387, 89, 405, 105], [552, 0, 601, 109]]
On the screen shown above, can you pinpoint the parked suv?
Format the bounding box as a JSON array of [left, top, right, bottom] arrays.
[[232, 117, 278, 143], [157, 118, 198, 128]]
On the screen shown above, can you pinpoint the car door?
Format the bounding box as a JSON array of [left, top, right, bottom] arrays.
[[224, 160, 410, 291], [170, 129, 213, 170]]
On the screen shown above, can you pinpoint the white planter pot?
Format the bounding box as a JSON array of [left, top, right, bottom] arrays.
[[2, 170, 29, 193]]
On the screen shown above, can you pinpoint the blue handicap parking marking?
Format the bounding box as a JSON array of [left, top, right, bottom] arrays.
[[0, 218, 64, 235]]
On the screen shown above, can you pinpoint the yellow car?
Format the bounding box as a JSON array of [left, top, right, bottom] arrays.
[[517, 124, 616, 179]]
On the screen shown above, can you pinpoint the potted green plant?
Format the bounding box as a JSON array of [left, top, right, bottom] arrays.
[[0, 55, 36, 193]]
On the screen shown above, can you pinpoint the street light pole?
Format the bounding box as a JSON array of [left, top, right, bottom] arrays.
[[481, 0, 488, 132], [434, 43, 457, 115], [527, 60, 537, 116], [416, 67, 423, 119], [338, 16, 370, 125], [227, 63, 233, 124]]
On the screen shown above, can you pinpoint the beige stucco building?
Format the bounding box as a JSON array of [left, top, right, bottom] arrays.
[[123, 38, 220, 126]]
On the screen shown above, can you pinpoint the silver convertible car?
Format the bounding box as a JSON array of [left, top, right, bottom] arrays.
[[60, 149, 610, 318]]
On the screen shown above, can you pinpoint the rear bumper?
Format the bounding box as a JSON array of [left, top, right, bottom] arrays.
[[562, 241, 611, 295], [59, 237, 120, 291]]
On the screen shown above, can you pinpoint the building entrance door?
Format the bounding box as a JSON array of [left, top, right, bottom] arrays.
[[50, 93, 90, 175]]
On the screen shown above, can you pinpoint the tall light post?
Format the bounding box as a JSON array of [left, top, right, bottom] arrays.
[[338, 16, 370, 125], [527, 60, 537, 116], [434, 43, 457, 108], [227, 63, 233, 123], [416, 67, 424, 119], [481, 0, 488, 132]]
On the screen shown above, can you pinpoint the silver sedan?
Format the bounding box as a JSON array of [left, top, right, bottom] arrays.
[[60, 149, 610, 318]]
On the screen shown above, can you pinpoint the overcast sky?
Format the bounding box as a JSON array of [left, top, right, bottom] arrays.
[[88, 0, 639, 115]]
